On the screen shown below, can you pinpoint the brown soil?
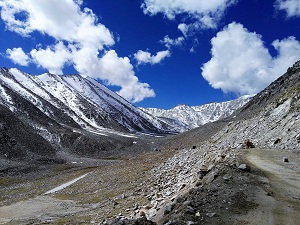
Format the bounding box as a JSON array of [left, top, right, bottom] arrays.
[[0, 148, 299, 225], [243, 148, 300, 225]]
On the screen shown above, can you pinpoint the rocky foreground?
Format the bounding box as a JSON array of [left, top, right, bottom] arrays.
[[109, 62, 300, 224]]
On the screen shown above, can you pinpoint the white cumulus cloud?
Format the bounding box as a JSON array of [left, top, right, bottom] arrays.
[[160, 35, 185, 49], [0, 0, 115, 46], [202, 22, 300, 96], [275, 0, 300, 18], [134, 50, 171, 65], [30, 42, 71, 75], [0, 0, 154, 103], [141, 0, 237, 30], [6, 47, 30, 66], [72, 49, 155, 103], [142, 0, 237, 52]]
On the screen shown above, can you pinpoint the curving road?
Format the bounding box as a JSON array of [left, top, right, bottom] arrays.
[[245, 148, 300, 225]]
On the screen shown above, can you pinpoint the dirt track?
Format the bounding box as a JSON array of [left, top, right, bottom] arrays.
[[1, 148, 300, 224], [244, 148, 300, 225]]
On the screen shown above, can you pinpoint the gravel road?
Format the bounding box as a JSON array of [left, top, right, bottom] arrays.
[[244, 148, 300, 225]]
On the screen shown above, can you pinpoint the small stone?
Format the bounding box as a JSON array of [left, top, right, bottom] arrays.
[[223, 175, 232, 181], [238, 164, 251, 172], [165, 190, 172, 196], [164, 203, 174, 215], [179, 183, 187, 190], [183, 200, 191, 206], [206, 213, 216, 218], [195, 180, 202, 186], [283, 157, 289, 162], [113, 201, 118, 206], [148, 208, 157, 218], [274, 138, 281, 144], [133, 203, 139, 210], [186, 221, 195, 225], [121, 194, 126, 199], [204, 171, 218, 183], [175, 196, 184, 203], [140, 211, 146, 217], [195, 212, 201, 217], [186, 206, 195, 214]]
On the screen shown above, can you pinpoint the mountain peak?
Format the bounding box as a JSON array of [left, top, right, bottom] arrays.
[[0, 68, 174, 134], [140, 95, 252, 132]]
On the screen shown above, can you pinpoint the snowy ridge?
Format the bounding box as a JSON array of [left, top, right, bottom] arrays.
[[0, 68, 173, 134], [140, 95, 252, 132]]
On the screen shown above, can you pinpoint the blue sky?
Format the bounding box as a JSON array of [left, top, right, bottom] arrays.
[[0, 0, 299, 109]]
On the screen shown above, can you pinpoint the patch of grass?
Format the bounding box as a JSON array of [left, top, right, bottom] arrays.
[[0, 177, 20, 186], [100, 157, 123, 160], [54, 215, 95, 224]]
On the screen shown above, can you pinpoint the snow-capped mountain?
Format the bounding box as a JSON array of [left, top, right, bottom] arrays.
[[0, 68, 173, 134], [140, 95, 252, 132]]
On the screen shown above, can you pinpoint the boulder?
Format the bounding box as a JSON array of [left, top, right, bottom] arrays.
[[238, 164, 251, 172], [206, 213, 217, 218]]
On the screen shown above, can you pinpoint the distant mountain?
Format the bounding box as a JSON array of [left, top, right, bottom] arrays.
[[0, 68, 175, 163], [163, 60, 300, 151], [140, 95, 252, 132], [0, 68, 173, 134]]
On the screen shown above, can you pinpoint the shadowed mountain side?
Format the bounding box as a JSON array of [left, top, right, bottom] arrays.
[[0, 105, 57, 162]]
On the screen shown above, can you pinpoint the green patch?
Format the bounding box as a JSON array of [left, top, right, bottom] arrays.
[[54, 215, 95, 224], [0, 177, 20, 186]]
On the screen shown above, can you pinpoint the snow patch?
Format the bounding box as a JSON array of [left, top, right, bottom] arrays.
[[0, 85, 14, 107]]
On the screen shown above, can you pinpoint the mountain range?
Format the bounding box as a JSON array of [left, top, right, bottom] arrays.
[[0, 68, 173, 134], [0, 68, 176, 163], [1, 62, 296, 165], [0, 61, 299, 224], [140, 95, 251, 132]]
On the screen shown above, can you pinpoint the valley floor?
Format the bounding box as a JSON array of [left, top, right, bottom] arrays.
[[0, 147, 176, 224], [0, 147, 299, 225]]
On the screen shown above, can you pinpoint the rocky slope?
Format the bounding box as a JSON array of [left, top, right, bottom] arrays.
[[140, 95, 251, 132], [110, 60, 300, 224]]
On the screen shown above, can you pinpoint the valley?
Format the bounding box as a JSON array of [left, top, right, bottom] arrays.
[[0, 61, 299, 224], [1, 145, 299, 224], [0, 139, 177, 224]]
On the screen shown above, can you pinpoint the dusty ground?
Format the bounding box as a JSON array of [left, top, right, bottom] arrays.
[[244, 148, 300, 225], [0, 143, 177, 224], [0, 147, 299, 225], [144, 148, 300, 225]]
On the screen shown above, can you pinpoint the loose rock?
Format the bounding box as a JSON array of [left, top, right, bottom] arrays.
[[283, 157, 289, 162], [238, 164, 251, 172]]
